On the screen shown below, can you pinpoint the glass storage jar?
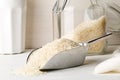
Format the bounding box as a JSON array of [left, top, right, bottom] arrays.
[[0, 0, 27, 54], [84, 0, 105, 20]]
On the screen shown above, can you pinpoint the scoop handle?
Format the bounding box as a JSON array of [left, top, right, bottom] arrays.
[[87, 32, 112, 44]]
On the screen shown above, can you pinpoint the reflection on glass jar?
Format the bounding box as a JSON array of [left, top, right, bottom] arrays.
[[84, 0, 105, 20]]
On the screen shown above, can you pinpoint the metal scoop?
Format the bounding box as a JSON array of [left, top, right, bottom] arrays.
[[27, 33, 112, 71]]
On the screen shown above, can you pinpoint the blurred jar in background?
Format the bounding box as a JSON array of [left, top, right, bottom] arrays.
[[0, 0, 27, 54], [84, 0, 105, 21]]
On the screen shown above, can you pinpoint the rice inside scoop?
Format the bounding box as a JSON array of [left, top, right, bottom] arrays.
[[15, 38, 79, 76], [27, 38, 79, 68]]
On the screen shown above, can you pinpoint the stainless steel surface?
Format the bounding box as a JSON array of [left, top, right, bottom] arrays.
[[40, 33, 112, 70], [40, 46, 87, 70]]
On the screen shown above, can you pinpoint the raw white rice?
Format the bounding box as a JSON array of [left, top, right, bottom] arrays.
[[71, 16, 106, 54], [15, 38, 78, 76]]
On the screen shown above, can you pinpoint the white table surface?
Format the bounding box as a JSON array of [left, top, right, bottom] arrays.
[[0, 49, 120, 80]]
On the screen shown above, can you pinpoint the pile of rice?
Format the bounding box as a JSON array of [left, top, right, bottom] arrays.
[[15, 16, 106, 76], [73, 16, 106, 54], [15, 38, 79, 76], [63, 16, 106, 54]]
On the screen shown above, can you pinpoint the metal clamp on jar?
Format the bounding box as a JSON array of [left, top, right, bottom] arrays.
[[52, 0, 68, 40]]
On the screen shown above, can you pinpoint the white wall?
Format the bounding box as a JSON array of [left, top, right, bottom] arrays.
[[26, 0, 90, 48]]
